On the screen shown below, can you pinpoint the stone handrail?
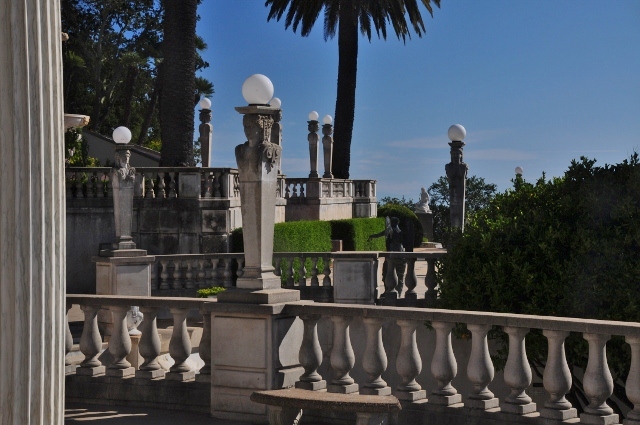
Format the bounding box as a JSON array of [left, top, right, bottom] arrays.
[[66, 167, 243, 199], [285, 302, 640, 423], [152, 253, 244, 291], [66, 295, 209, 382], [283, 178, 377, 200]]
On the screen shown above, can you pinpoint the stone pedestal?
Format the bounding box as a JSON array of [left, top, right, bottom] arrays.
[[416, 211, 434, 241], [0, 2, 66, 422], [332, 252, 379, 304]]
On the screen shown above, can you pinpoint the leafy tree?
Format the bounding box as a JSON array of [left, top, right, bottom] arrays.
[[437, 155, 640, 416], [378, 195, 415, 210], [265, 0, 441, 178], [427, 175, 497, 245]]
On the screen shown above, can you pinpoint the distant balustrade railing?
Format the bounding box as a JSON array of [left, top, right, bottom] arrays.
[[379, 251, 446, 300], [66, 295, 210, 383], [65, 167, 249, 200], [282, 178, 376, 201], [287, 302, 640, 424], [152, 253, 245, 291], [273, 252, 333, 288]]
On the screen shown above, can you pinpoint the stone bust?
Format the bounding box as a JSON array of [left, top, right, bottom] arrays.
[[112, 148, 135, 182]]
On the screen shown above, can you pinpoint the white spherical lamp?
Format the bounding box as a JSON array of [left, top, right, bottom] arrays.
[[270, 97, 281, 109], [199, 97, 212, 109], [308, 111, 319, 121], [447, 124, 466, 142], [322, 115, 333, 125], [515, 166, 524, 176], [112, 126, 132, 144], [241, 74, 274, 105]]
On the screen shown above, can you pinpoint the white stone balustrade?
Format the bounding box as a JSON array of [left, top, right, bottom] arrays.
[[136, 306, 165, 379], [430, 321, 461, 405], [466, 323, 499, 409], [396, 319, 426, 401], [362, 317, 390, 395], [166, 307, 195, 381], [153, 254, 245, 291], [541, 329, 577, 420], [501, 326, 535, 414], [296, 314, 326, 391], [328, 315, 358, 394]]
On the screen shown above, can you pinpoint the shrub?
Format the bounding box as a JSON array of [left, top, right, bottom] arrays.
[[196, 286, 226, 298], [377, 204, 423, 248], [331, 218, 386, 251]]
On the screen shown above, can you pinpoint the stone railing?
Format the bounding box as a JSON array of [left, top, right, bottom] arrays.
[[152, 253, 245, 292], [283, 178, 377, 200], [379, 251, 445, 302], [66, 295, 210, 383], [353, 179, 376, 198], [273, 252, 333, 288], [287, 302, 640, 424], [65, 167, 244, 199]]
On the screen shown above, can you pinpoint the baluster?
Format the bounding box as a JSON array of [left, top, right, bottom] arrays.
[[214, 171, 222, 197], [396, 319, 425, 401], [157, 172, 166, 198], [298, 257, 307, 287], [65, 172, 74, 199], [106, 305, 134, 377], [322, 256, 332, 286], [196, 311, 212, 382], [430, 322, 462, 405], [327, 315, 358, 394], [236, 257, 244, 279], [501, 327, 536, 414], [286, 257, 295, 287], [159, 259, 170, 290], [466, 323, 499, 409], [144, 172, 155, 198], [76, 304, 105, 376], [292, 183, 298, 198], [222, 258, 233, 287], [133, 171, 143, 197], [541, 330, 577, 421], [361, 317, 390, 395], [136, 307, 165, 379], [384, 255, 398, 297], [285, 183, 290, 199], [273, 257, 282, 277], [404, 257, 418, 299], [184, 260, 195, 289], [100, 173, 109, 197], [310, 257, 319, 286], [425, 259, 437, 303], [166, 307, 195, 381], [625, 336, 640, 424], [300, 183, 305, 198], [580, 333, 618, 424], [203, 171, 213, 198], [168, 171, 178, 198], [65, 302, 76, 375], [171, 260, 182, 289], [197, 259, 206, 288], [210, 258, 221, 287], [85, 172, 95, 198], [295, 314, 326, 391]]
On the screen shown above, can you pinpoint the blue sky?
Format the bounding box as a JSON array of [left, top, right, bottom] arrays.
[[196, 0, 640, 200]]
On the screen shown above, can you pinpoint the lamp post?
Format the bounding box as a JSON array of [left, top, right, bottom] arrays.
[[308, 111, 319, 178], [108, 126, 140, 253], [218, 74, 299, 303], [198, 98, 213, 167], [322, 115, 334, 179], [514, 166, 524, 190], [445, 124, 468, 232]]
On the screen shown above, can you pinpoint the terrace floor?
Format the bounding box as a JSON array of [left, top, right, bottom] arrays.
[[65, 403, 254, 425]]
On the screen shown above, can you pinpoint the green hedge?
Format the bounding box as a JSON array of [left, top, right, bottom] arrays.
[[231, 218, 385, 253], [377, 204, 423, 248], [330, 218, 386, 251]]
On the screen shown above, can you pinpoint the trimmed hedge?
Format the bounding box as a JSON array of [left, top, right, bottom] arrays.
[[377, 204, 423, 248], [331, 218, 386, 251], [230, 217, 385, 252]]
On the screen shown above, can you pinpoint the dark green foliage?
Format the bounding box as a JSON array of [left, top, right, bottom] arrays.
[[331, 218, 386, 251], [273, 221, 333, 252], [428, 175, 497, 246], [377, 204, 423, 248], [438, 155, 640, 414], [378, 196, 415, 210]]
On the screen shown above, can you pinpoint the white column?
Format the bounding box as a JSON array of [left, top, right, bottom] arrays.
[[0, 1, 66, 423]]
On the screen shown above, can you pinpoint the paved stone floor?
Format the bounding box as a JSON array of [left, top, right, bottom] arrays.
[[65, 403, 254, 424]]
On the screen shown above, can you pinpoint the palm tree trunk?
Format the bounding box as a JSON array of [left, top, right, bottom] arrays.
[[332, 0, 358, 179], [159, 0, 197, 166]]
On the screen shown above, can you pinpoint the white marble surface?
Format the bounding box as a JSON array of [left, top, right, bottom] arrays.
[[0, 1, 65, 423]]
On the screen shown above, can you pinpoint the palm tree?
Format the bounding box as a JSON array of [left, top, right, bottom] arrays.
[[265, 0, 441, 179], [159, 0, 198, 166]]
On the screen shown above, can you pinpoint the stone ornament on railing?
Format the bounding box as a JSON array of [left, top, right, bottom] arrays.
[[307, 111, 319, 179]]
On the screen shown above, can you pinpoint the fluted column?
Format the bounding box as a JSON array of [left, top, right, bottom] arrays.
[[581, 333, 618, 424], [430, 322, 462, 405], [361, 317, 390, 395], [0, 1, 66, 423], [166, 307, 195, 381], [196, 312, 212, 383], [396, 320, 426, 401], [541, 330, 577, 421], [625, 336, 640, 424], [136, 307, 165, 379], [501, 327, 536, 414], [106, 305, 135, 377], [76, 305, 105, 376], [296, 314, 326, 390], [466, 324, 499, 409], [327, 316, 358, 394]]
